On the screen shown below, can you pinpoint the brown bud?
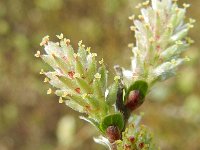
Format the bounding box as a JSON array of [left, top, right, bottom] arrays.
[[125, 90, 142, 111], [106, 125, 121, 143], [139, 142, 144, 149], [129, 136, 135, 143], [124, 144, 131, 150]]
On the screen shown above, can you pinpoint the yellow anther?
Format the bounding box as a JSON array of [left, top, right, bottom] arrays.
[[128, 15, 135, 20], [73, 53, 79, 58], [40, 35, 49, 46], [114, 76, 120, 82], [175, 7, 180, 13], [185, 37, 194, 44], [40, 69, 44, 74], [189, 18, 196, 24], [64, 38, 71, 46], [86, 47, 91, 53], [183, 3, 190, 8], [44, 77, 49, 83], [92, 53, 97, 57], [130, 26, 136, 31], [99, 58, 104, 64], [128, 43, 134, 48], [188, 24, 194, 28], [81, 93, 88, 99], [47, 88, 52, 95], [175, 40, 183, 45], [135, 3, 142, 9], [34, 51, 41, 58], [142, 0, 149, 6], [59, 97, 64, 103], [184, 56, 191, 62], [138, 15, 144, 20], [78, 40, 83, 46], [74, 73, 81, 78], [62, 92, 68, 97], [56, 33, 64, 40], [94, 73, 101, 79]]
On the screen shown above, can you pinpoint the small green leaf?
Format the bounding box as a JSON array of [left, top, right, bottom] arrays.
[[80, 116, 101, 131], [125, 80, 148, 101], [55, 89, 76, 97], [93, 79, 104, 98], [85, 95, 99, 110], [86, 56, 97, 83], [160, 44, 188, 61], [175, 8, 186, 27], [170, 28, 189, 43], [59, 76, 77, 90], [69, 94, 87, 106], [65, 100, 86, 113], [78, 47, 87, 66], [100, 113, 124, 133], [75, 59, 85, 77], [66, 46, 75, 64], [106, 82, 118, 106], [41, 55, 57, 69], [53, 54, 70, 75], [98, 65, 108, 92], [75, 77, 92, 93]]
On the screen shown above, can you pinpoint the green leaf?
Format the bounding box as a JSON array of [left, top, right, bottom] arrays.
[[41, 55, 57, 69], [52, 54, 70, 75], [55, 89, 76, 97], [100, 113, 124, 133], [65, 100, 86, 113], [94, 136, 112, 149], [98, 65, 108, 92], [175, 8, 186, 27], [75, 77, 92, 93], [93, 79, 104, 98], [106, 82, 118, 106], [59, 76, 77, 90], [160, 44, 188, 61], [86, 56, 97, 83], [66, 46, 75, 64], [85, 95, 99, 110], [45, 72, 69, 90], [79, 116, 101, 131], [75, 59, 85, 77], [78, 47, 87, 66], [170, 28, 189, 43], [125, 80, 148, 101], [69, 94, 87, 106]]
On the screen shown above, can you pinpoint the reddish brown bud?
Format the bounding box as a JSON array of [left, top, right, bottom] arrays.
[[129, 136, 135, 143], [125, 90, 142, 111], [139, 142, 144, 149], [106, 125, 121, 143], [68, 71, 75, 79], [75, 88, 81, 94], [124, 144, 131, 150]]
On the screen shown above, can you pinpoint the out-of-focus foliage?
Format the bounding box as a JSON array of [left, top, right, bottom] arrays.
[[0, 0, 199, 150]]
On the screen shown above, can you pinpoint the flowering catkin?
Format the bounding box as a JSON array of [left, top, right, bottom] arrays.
[[123, 0, 194, 86], [36, 0, 194, 149]]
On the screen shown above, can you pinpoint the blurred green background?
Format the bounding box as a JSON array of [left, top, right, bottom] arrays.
[[0, 0, 199, 150]]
